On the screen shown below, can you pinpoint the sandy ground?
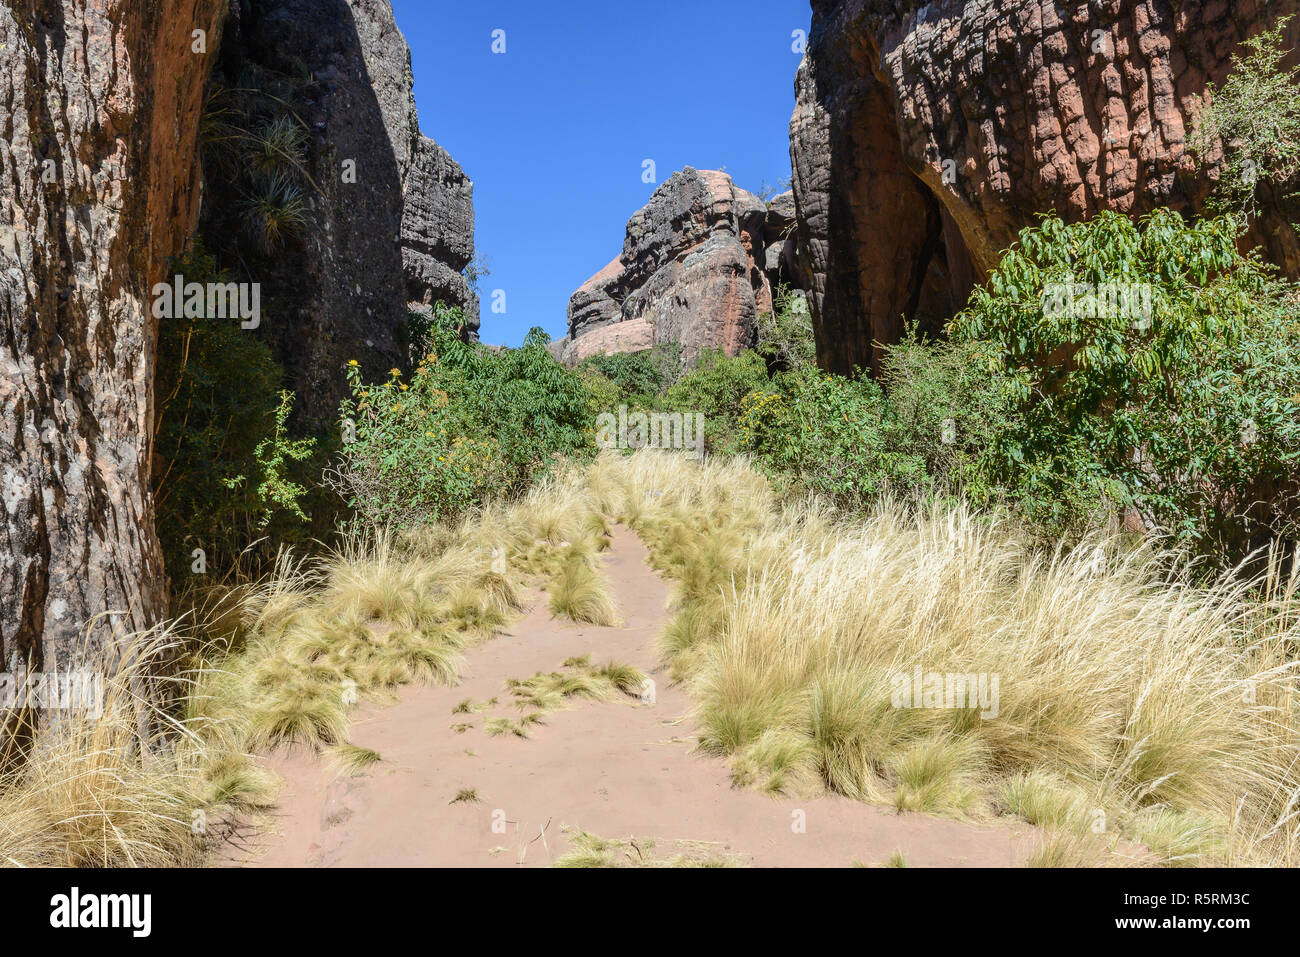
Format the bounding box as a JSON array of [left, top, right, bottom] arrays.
[[222, 527, 1035, 867]]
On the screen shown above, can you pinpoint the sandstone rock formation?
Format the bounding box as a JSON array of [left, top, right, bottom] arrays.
[[559, 168, 803, 366], [0, 0, 226, 677], [403, 138, 478, 330], [199, 0, 476, 423], [0, 0, 476, 678], [792, 0, 1300, 375]]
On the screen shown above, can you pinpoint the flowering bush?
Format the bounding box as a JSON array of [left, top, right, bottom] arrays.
[[333, 312, 594, 527]]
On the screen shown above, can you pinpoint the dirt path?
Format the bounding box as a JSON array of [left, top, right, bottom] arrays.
[[224, 527, 1035, 867]]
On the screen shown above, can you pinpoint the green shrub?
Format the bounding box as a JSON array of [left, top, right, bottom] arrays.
[[664, 348, 772, 455], [738, 365, 925, 508], [335, 312, 595, 527], [757, 286, 816, 370], [153, 245, 315, 578], [950, 208, 1300, 565], [576, 365, 625, 419], [879, 329, 1011, 502], [579, 343, 681, 403], [1190, 17, 1300, 223]]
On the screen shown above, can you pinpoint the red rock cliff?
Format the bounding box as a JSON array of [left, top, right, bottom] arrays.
[[792, 0, 1300, 374]]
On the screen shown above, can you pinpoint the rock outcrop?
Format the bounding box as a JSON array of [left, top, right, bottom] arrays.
[[1, 0, 226, 676], [792, 0, 1300, 375], [199, 0, 476, 423], [0, 0, 476, 676], [559, 168, 804, 366], [403, 138, 478, 329]]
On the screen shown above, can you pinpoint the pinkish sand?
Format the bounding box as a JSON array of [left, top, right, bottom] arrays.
[[222, 527, 1035, 868]]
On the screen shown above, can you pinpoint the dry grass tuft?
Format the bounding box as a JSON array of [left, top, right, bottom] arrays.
[[1, 463, 603, 867], [582, 450, 1300, 867]]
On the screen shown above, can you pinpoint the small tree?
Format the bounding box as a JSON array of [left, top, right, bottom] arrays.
[[1190, 17, 1300, 224], [950, 209, 1300, 566]]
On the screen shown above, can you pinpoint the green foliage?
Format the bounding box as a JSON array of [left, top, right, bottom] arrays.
[[579, 343, 681, 403], [950, 209, 1300, 564], [756, 286, 817, 370], [664, 348, 773, 454], [222, 391, 317, 529], [405, 302, 474, 366], [738, 366, 923, 508], [153, 245, 314, 577], [241, 170, 309, 255], [576, 364, 624, 419], [335, 309, 596, 527], [879, 328, 1011, 501], [1190, 17, 1300, 223], [202, 77, 315, 255]]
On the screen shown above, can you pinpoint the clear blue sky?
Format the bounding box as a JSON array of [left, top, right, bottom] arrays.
[[391, 0, 811, 346]]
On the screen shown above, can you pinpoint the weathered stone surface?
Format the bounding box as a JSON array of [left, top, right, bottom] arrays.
[[563, 168, 793, 366], [200, 0, 476, 424], [337, 0, 478, 330], [0, 0, 226, 674], [763, 190, 807, 292], [403, 137, 478, 328], [793, 0, 1300, 374]]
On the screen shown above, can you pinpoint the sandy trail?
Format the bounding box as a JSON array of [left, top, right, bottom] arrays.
[[224, 527, 1034, 867]]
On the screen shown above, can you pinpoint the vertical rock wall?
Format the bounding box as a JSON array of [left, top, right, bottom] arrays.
[[0, 0, 226, 674]]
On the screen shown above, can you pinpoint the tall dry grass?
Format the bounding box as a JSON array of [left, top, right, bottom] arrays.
[[586, 450, 1300, 867], [0, 467, 613, 867], [7, 448, 1295, 867]]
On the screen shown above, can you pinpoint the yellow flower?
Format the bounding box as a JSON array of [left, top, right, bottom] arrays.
[[347, 359, 359, 367]]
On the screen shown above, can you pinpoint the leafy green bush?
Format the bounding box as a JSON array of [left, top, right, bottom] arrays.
[[879, 329, 1011, 502], [757, 286, 817, 370], [579, 343, 681, 403], [738, 364, 939, 508], [739, 366, 917, 507], [1190, 17, 1300, 223], [950, 208, 1300, 564], [663, 348, 772, 455], [334, 312, 595, 527], [153, 245, 316, 578]]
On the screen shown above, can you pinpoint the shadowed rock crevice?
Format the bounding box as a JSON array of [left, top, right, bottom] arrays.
[[196, 0, 477, 426]]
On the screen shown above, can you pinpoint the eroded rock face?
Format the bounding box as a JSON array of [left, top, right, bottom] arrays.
[[403, 137, 478, 330], [793, 0, 1300, 375], [0, 0, 226, 673], [561, 168, 801, 366], [200, 0, 476, 423]]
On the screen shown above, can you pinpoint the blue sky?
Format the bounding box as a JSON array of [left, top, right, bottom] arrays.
[[391, 0, 811, 346]]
